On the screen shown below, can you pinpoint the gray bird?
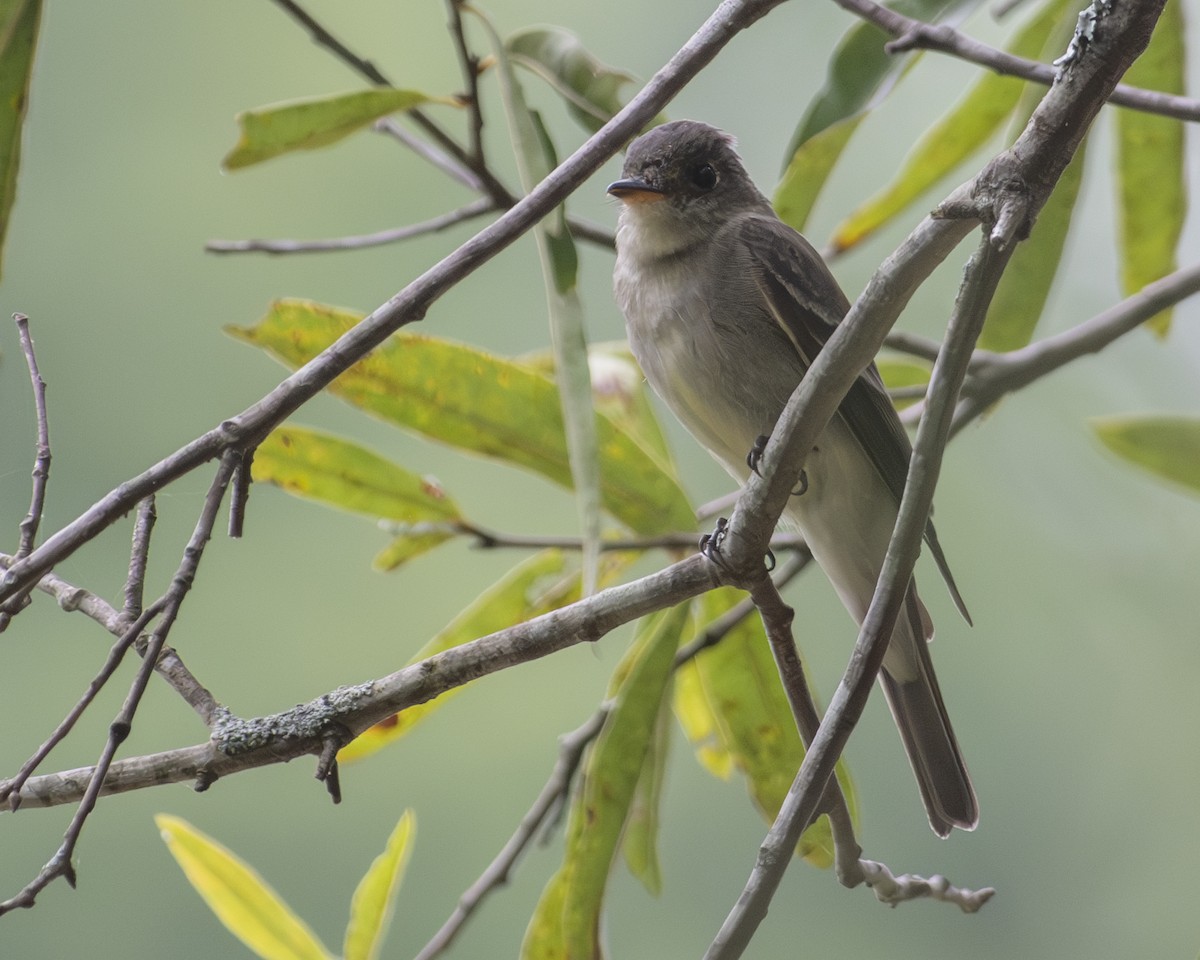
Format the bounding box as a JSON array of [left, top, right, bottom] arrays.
[[608, 120, 977, 836]]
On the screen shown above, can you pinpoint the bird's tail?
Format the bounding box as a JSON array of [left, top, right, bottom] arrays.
[[879, 592, 979, 837]]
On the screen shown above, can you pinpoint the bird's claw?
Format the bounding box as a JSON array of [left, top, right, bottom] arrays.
[[746, 435, 769, 476], [699, 517, 730, 566]]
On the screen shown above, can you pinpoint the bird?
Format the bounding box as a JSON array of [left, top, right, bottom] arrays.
[[608, 119, 977, 836]]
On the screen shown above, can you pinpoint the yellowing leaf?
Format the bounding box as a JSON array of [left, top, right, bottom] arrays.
[[0, 0, 42, 283], [1092, 414, 1200, 497], [343, 811, 415, 960], [155, 814, 333, 960], [227, 300, 695, 536], [621, 693, 671, 896], [1115, 0, 1186, 337], [253, 426, 462, 523], [774, 118, 861, 232], [522, 606, 686, 960], [223, 89, 453, 169], [340, 550, 579, 761], [674, 589, 857, 867]]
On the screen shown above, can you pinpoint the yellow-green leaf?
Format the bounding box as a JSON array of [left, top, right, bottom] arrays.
[[372, 529, 457, 572], [506, 26, 646, 133], [1092, 414, 1200, 496], [674, 588, 857, 867], [223, 89, 452, 169], [876, 356, 931, 412], [1115, 0, 1186, 337], [774, 118, 861, 233], [156, 815, 333, 960], [253, 426, 462, 524], [0, 0, 42, 283], [343, 811, 415, 960], [227, 300, 695, 536], [338, 550, 593, 761], [522, 605, 686, 960], [979, 135, 1088, 352], [830, 0, 1075, 252]]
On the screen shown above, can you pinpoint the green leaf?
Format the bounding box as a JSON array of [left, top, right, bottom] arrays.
[[480, 10, 601, 594], [830, 0, 1075, 251], [227, 300, 695, 536], [156, 815, 333, 960], [522, 605, 687, 960], [621, 683, 671, 895], [506, 26, 644, 133], [1115, 0, 1186, 337], [0, 0, 42, 283], [673, 589, 857, 866], [773, 0, 972, 230], [343, 811, 415, 960], [979, 134, 1088, 352], [1092, 414, 1200, 496], [337, 551, 642, 761], [222, 89, 453, 170], [372, 529, 457, 572]]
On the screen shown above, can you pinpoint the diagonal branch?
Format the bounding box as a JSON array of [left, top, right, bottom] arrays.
[[0, 0, 789, 608]]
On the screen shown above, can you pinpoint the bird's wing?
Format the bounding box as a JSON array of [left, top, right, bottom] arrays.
[[737, 215, 972, 624]]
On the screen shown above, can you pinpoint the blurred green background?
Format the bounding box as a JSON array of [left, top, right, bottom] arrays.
[[2, 1, 1199, 957]]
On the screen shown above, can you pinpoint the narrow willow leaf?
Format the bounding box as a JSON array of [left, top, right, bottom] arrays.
[[223, 89, 453, 169], [507, 26, 634, 133], [979, 135, 1088, 352], [338, 550, 574, 761], [253, 426, 463, 524], [0, 0, 42, 282], [343, 811, 416, 960], [1092, 414, 1200, 496], [480, 10, 602, 595], [522, 606, 687, 960], [372, 529, 456, 572], [1115, 0, 1186, 337], [876, 355, 931, 411], [674, 588, 858, 866], [773, 0, 972, 230], [831, 0, 1075, 251], [155, 815, 333, 960], [227, 300, 695, 536], [621, 681, 672, 895]]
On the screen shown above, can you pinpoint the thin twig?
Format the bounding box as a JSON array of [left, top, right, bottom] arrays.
[[859, 859, 995, 910], [747, 572, 863, 885], [950, 259, 1200, 435], [445, 0, 485, 164], [0, 454, 238, 914], [0, 314, 52, 630], [123, 497, 156, 620], [13, 314, 50, 559], [836, 0, 1200, 122], [268, 0, 390, 83], [206, 199, 496, 255], [374, 118, 485, 192], [228, 448, 255, 538]]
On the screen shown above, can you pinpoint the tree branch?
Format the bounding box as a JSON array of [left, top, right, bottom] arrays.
[[836, 0, 1200, 122]]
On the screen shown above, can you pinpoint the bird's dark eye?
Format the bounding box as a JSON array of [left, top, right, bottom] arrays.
[[689, 163, 717, 190]]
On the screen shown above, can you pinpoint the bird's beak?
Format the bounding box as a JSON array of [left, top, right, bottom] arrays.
[[607, 177, 665, 204]]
